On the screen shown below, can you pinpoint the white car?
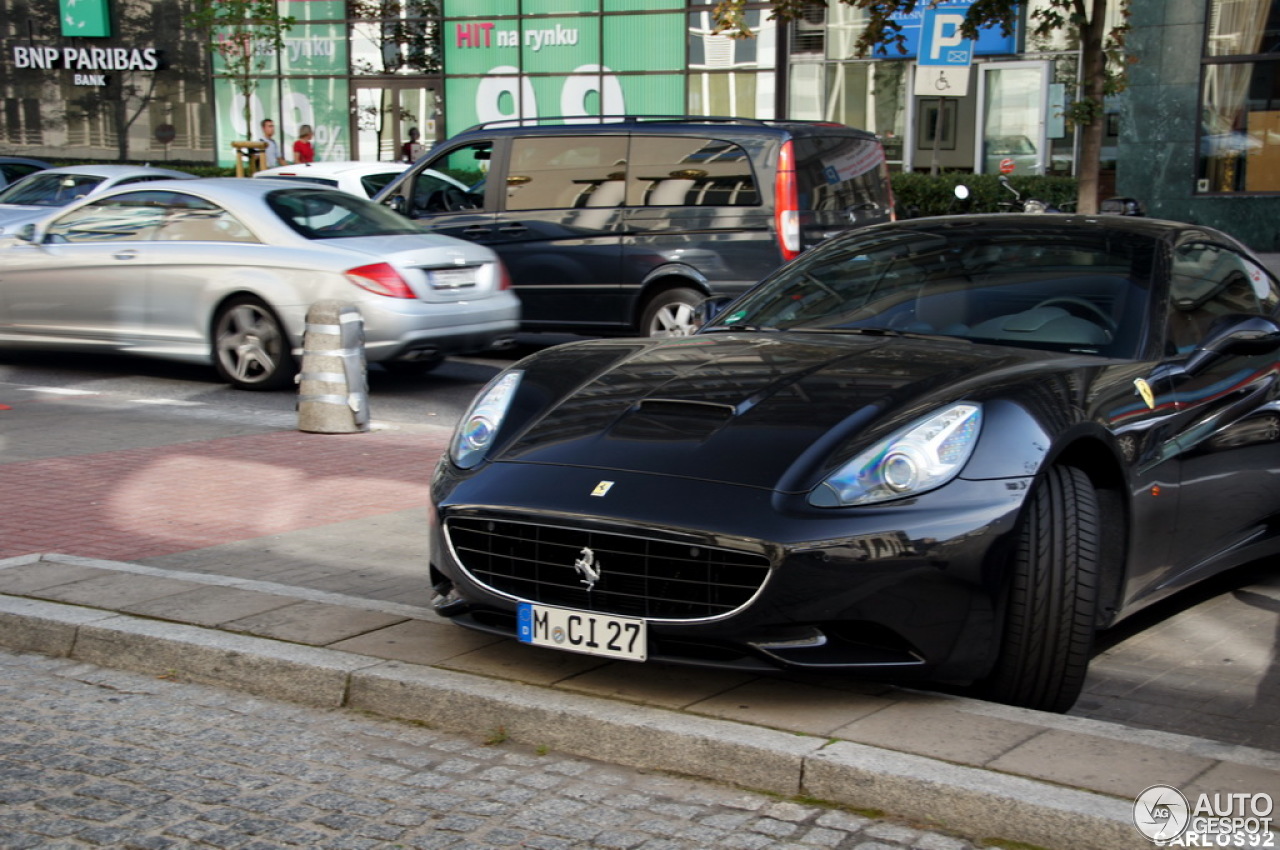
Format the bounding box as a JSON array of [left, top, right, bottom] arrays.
[[0, 178, 519, 390], [254, 161, 412, 199], [0, 164, 194, 236]]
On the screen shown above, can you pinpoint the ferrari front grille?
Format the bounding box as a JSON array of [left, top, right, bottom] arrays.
[[444, 515, 771, 621]]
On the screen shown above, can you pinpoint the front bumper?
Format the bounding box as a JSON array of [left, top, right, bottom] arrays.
[[428, 460, 1031, 683]]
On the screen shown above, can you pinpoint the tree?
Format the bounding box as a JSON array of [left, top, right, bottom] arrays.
[[187, 0, 295, 141], [714, 0, 1131, 214]]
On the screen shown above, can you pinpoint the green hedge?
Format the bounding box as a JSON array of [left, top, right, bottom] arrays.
[[891, 172, 1079, 217], [41, 160, 233, 178]]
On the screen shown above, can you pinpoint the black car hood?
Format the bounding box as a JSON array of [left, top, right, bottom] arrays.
[[498, 332, 1069, 491]]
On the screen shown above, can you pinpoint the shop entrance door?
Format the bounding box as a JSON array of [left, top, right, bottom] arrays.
[[976, 61, 1050, 176], [351, 81, 441, 163]]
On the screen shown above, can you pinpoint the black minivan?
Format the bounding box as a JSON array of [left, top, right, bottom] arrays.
[[375, 117, 894, 336]]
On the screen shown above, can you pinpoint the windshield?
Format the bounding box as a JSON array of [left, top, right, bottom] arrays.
[[707, 223, 1159, 359], [266, 187, 427, 240], [0, 173, 104, 207]]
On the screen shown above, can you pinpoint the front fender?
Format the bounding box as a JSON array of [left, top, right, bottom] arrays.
[[962, 398, 1055, 480]]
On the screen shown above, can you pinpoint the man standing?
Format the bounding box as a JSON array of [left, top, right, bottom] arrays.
[[260, 118, 288, 168]]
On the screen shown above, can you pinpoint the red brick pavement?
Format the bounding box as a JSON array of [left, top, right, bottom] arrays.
[[1, 430, 448, 561]]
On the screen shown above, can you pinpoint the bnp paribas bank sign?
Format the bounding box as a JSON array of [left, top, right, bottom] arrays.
[[10, 0, 163, 85]]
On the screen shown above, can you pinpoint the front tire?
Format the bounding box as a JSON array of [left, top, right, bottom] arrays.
[[982, 465, 1100, 713], [213, 296, 295, 391], [640, 288, 702, 337]]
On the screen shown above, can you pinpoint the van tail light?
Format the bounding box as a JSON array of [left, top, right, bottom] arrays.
[[774, 139, 801, 262], [344, 262, 415, 298]]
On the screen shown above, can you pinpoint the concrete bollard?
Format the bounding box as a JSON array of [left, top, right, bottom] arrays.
[[297, 301, 370, 434]]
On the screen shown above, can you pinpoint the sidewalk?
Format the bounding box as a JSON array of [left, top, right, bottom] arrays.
[[2, 383, 1279, 849], [7, 551, 1269, 850]]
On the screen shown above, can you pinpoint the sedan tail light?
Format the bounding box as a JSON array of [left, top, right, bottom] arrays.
[[345, 262, 415, 298], [497, 259, 512, 291]]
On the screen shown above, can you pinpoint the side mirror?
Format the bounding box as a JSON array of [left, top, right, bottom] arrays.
[[1185, 314, 1280, 376], [16, 223, 36, 243], [694, 295, 736, 329], [388, 195, 408, 216]]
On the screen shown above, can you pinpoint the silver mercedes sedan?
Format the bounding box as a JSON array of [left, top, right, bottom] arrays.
[[0, 178, 520, 389]]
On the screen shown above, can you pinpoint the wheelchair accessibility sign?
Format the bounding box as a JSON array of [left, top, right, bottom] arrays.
[[914, 8, 973, 95]]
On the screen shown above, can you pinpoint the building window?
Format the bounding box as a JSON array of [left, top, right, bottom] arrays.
[[687, 7, 776, 118], [1199, 0, 1280, 193]]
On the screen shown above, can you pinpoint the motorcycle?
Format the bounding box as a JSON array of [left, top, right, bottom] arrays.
[[951, 178, 1145, 216], [997, 175, 1063, 213]]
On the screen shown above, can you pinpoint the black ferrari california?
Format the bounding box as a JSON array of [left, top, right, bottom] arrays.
[[427, 214, 1280, 712]]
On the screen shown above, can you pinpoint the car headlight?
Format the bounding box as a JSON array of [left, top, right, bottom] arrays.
[[451, 370, 523, 469], [809, 403, 982, 507]]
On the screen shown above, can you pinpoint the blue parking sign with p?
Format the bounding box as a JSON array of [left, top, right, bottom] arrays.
[[919, 9, 973, 67]]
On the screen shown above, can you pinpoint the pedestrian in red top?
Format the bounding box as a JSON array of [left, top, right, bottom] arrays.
[[293, 125, 315, 164]]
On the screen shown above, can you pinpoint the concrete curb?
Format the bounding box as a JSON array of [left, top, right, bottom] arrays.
[[0, 592, 1136, 849]]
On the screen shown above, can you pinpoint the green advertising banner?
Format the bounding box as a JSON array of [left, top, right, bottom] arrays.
[[278, 23, 347, 75], [603, 13, 683, 72], [443, 0, 517, 16], [443, 0, 684, 12], [214, 1, 351, 167], [443, 7, 686, 136], [282, 0, 345, 21], [215, 77, 280, 167], [444, 72, 684, 136], [280, 76, 352, 160], [215, 76, 352, 167]]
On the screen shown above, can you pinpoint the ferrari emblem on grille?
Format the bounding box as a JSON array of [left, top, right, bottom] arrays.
[[591, 480, 615, 497], [574, 546, 602, 591]]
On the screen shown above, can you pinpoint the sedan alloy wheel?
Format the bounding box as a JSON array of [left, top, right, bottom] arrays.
[[213, 297, 294, 390]]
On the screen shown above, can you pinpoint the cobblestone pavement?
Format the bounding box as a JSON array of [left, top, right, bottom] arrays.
[[0, 650, 978, 850]]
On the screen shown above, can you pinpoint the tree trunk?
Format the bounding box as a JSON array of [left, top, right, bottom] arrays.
[[1075, 0, 1109, 214], [115, 93, 129, 162]]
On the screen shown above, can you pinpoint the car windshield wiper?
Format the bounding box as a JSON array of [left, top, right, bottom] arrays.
[[702, 324, 779, 333], [788, 326, 902, 336], [790, 326, 971, 343]]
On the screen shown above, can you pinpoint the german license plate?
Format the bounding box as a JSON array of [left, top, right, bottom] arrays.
[[517, 603, 647, 661], [428, 267, 476, 290]]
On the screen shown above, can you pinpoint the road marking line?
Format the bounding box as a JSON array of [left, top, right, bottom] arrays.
[[19, 387, 99, 396], [130, 399, 205, 406]]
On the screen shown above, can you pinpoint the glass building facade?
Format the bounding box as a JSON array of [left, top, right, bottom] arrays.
[[4, 0, 1280, 246]]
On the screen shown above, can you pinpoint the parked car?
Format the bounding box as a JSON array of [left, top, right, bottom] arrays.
[[0, 156, 50, 189], [0, 164, 195, 236], [0, 178, 519, 390], [254, 161, 413, 199], [984, 134, 1040, 175], [375, 116, 895, 337], [427, 214, 1280, 713]]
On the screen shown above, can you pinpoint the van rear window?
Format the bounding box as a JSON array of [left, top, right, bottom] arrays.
[[794, 136, 889, 213]]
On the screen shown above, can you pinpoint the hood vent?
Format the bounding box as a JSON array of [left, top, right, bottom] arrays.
[[611, 398, 736, 441]]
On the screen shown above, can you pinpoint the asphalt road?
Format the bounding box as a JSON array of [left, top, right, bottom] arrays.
[[0, 344, 1277, 753]]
